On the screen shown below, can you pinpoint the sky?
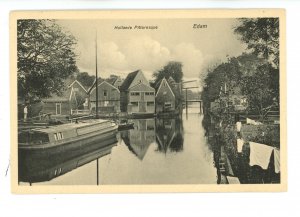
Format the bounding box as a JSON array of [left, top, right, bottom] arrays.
[[58, 18, 247, 89]]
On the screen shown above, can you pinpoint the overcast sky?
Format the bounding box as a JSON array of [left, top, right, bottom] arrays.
[[58, 18, 247, 88]]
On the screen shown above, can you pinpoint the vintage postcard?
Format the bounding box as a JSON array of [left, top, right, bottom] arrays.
[[10, 9, 286, 193]]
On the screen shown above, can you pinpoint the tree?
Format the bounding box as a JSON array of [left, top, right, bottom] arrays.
[[241, 63, 279, 119], [17, 19, 78, 100], [234, 18, 279, 68], [234, 18, 280, 118], [75, 72, 95, 88], [70, 89, 87, 110], [153, 61, 183, 87]]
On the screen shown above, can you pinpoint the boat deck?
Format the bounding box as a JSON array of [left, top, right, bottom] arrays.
[[32, 119, 110, 133]]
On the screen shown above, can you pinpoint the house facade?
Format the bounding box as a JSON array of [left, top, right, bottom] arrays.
[[42, 79, 88, 116], [89, 80, 120, 113], [120, 70, 155, 114], [155, 78, 176, 113]]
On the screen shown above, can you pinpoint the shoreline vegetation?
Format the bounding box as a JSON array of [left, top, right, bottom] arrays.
[[201, 18, 280, 184]]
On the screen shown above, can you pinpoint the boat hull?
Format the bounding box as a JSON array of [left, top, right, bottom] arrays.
[[19, 136, 118, 183]]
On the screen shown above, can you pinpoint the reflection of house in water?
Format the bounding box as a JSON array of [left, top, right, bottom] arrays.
[[155, 118, 184, 153], [121, 119, 156, 160]]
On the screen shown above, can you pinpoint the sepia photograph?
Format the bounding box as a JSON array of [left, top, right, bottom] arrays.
[[10, 9, 286, 192]]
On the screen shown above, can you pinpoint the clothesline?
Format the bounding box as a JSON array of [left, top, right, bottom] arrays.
[[236, 139, 280, 173]]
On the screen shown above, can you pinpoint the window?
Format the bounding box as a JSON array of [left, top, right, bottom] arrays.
[[54, 133, 58, 141], [163, 91, 167, 95], [164, 102, 172, 108], [54, 132, 63, 141], [131, 92, 140, 96], [56, 103, 61, 115], [145, 92, 154, 96], [73, 87, 79, 92], [103, 90, 107, 97], [131, 102, 138, 106], [147, 101, 154, 106]]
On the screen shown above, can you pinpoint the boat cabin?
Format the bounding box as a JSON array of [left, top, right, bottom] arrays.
[[18, 120, 115, 146]]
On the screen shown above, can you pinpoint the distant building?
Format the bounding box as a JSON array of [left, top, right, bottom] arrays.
[[155, 77, 182, 113], [89, 80, 120, 113], [120, 70, 155, 114], [106, 76, 124, 90], [42, 79, 88, 116], [155, 78, 176, 113]]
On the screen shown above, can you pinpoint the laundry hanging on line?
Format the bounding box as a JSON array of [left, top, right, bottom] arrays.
[[249, 141, 280, 173], [237, 138, 244, 153], [236, 122, 242, 132], [246, 118, 263, 125], [249, 142, 274, 170], [274, 148, 280, 173]]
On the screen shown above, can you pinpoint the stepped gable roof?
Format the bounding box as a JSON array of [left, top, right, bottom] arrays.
[[119, 70, 140, 91]]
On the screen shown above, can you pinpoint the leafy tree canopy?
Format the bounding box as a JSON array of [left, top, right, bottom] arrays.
[[234, 18, 279, 68], [18, 19, 78, 100], [153, 61, 183, 87], [74, 72, 95, 88]]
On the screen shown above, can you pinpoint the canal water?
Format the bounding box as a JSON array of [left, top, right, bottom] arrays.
[[20, 105, 217, 185]]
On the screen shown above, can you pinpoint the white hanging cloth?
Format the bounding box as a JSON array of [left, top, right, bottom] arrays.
[[236, 122, 242, 132], [274, 149, 280, 173], [237, 139, 244, 153], [246, 118, 263, 125], [249, 142, 274, 170]]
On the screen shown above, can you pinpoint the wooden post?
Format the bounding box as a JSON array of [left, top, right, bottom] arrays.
[[95, 31, 99, 119], [200, 101, 202, 114], [185, 89, 188, 115], [96, 158, 99, 185]]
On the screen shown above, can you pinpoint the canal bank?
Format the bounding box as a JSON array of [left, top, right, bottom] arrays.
[[22, 105, 218, 185], [203, 112, 280, 185]]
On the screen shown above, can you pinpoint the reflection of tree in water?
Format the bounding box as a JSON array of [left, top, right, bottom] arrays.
[[155, 118, 184, 153], [202, 114, 222, 183]]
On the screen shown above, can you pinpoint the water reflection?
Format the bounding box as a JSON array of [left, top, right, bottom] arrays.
[[20, 106, 217, 185], [19, 135, 118, 184], [121, 119, 156, 160], [156, 118, 184, 153]]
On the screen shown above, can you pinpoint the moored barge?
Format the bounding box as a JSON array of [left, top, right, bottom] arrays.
[[18, 119, 118, 157]]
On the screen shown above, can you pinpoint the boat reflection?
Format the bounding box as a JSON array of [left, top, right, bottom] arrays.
[[18, 135, 118, 184]]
